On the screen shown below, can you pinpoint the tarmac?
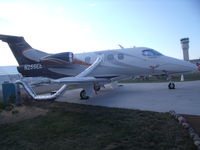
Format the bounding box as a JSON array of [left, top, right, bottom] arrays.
[[56, 80, 200, 115]]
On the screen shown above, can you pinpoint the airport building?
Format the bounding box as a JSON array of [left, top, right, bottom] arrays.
[[180, 37, 200, 66], [180, 38, 189, 61]]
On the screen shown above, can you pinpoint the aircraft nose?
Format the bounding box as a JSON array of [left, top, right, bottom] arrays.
[[165, 56, 198, 73], [183, 61, 198, 73]]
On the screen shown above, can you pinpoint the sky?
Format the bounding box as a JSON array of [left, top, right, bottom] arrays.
[[0, 0, 199, 66]]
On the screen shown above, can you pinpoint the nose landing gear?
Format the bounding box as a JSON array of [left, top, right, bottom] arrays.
[[168, 82, 175, 89]]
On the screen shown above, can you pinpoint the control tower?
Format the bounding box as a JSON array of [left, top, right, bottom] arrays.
[[180, 38, 189, 61]]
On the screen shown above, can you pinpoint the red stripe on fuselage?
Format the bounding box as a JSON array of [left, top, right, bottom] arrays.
[[73, 58, 91, 66]]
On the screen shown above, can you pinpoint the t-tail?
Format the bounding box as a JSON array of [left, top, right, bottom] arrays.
[[0, 34, 48, 65]]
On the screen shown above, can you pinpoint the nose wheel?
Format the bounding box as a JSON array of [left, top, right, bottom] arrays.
[[168, 82, 175, 89]]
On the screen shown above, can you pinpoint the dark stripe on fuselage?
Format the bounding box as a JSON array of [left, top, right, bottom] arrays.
[[17, 65, 71, 79], [17, 57, 92, 79]]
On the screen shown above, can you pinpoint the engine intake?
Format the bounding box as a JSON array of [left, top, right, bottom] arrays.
[[40, 52, 74, 64]]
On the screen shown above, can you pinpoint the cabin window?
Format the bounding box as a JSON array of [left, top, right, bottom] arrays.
[[85, 56, 91, 63], [118, 53, 124, 60], [107, 54, 114, 60]]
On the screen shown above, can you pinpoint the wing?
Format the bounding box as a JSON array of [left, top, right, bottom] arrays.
[[52, 76, 109, 84]]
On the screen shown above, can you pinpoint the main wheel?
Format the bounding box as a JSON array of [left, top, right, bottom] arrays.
[[168, 82, 175, 89], [80, 90, 89, 100], [94, 85, 101, 92]]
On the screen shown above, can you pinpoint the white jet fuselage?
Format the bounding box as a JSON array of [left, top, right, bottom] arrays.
[[50, 47, 197, 78]]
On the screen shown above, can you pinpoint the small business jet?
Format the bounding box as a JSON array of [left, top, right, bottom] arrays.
[[0, 34, 197, 100]]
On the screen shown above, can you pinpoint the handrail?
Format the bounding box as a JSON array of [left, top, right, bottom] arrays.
[[15, 80, 67, 100], [76, 55, 103, 77]]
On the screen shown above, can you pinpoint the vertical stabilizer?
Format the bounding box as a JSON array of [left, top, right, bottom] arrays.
[[0, 34, 47, 65]]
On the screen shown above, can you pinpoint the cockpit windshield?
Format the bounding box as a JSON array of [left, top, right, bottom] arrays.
[[142, 49, 163, 56]]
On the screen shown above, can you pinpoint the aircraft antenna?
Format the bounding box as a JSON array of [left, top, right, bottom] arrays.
[[118, 44, 124, 49]]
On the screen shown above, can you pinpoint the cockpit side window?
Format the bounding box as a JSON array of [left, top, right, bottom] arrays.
[[142, 49, 163, 56]]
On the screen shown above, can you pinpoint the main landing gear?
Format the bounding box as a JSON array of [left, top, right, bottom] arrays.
[[94, 84, 101, 92], [80, 90, 89, 100], [80, 84, 101, 100], [168, 82, 175, 89]]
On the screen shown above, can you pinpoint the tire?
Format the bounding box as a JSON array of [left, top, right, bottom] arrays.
[[80, 90, 89, 100], [168, 83, 175, 89], [94, 85, 101, 91]]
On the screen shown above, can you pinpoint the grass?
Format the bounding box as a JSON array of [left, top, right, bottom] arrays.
[[0, 102, 196, 150], [0, 102, 13, 111], [120, 73, 200, 83]]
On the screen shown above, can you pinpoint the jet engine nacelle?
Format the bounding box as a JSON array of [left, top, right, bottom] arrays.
[[40, 52, 74, 65]]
